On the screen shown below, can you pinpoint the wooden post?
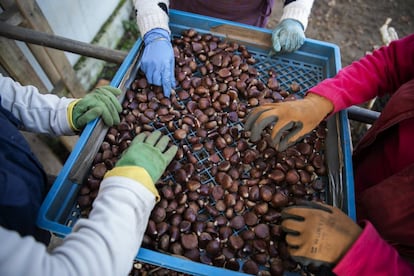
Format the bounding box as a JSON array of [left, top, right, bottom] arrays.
[[0, 36, 48, 91], [27, 44, 62, 86], [14, 0, 87, 97]]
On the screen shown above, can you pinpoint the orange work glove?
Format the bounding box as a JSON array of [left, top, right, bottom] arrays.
[[244, 93, 333, 151], [281, 201, 362, 267]]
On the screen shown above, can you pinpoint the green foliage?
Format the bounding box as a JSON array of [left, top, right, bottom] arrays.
[[96, 13, 141, 82], [122, 19, 139, 37], [119, 19, 141, 51]]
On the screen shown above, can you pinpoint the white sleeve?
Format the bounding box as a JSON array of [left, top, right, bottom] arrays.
[[0, 177, 156, 276], [0, 74, 75, 136], [281, 0, 315, 30], [134, 0, 170, 36]]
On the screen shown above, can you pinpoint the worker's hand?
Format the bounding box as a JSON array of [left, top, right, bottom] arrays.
[[272, 19, 305, 53], [71, 85, 122, 130], [281, 201, 362, 267], [244, 93, 333, 151], [141, 28, 176, 97], [106, 131, 177, 200]]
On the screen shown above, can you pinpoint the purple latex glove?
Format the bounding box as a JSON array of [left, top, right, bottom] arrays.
[[141, 28, 176, 97], [272, 19, 305, 53]]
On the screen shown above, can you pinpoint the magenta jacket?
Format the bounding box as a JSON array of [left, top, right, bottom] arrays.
[[309, 34, 414, 274]]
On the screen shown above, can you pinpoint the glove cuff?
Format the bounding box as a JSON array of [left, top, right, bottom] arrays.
[[280, 0, 314, 30], [305, 93, 334, 118], [134, 0, 170, 36], [143, 28, 170, 45], [105, 166, 160, 201], [67, 99, 81, 131]]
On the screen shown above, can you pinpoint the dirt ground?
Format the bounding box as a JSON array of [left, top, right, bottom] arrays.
[[269, 0, 414, 67], [267, 0, 414, 144]]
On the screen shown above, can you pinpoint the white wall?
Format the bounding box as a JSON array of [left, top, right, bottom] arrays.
[[36, 0, 121, 65]]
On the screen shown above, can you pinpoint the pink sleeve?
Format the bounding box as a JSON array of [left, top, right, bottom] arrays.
[[308, 34, 414, 113], [333, 221, 414, 276]]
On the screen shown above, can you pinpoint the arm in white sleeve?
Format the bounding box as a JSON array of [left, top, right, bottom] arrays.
[[281, 0, 315, 30], [134, 0, 170, 36], [0, 177, 155, 276], [0, 74, 75, 136]]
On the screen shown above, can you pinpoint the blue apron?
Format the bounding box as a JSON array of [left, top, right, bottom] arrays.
[[0, 98, 50, 244]]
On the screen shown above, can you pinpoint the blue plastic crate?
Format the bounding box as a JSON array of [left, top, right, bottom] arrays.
[[37, 10, 355, 275]]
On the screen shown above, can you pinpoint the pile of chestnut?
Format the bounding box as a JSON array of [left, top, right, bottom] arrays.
[[77, 29, 328, 276]]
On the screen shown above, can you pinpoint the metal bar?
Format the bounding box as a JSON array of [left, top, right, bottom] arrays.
[[346, 105, 380, 124], [0, 21, 128, 64]]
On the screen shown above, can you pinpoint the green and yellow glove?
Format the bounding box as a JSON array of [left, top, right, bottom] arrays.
[[244, 93, 333, 151], [105, 131, 178, 200], [281, 201, 362, 267], [68, 85, 122, 131]]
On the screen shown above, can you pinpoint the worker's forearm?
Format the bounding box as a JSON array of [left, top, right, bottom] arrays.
[[134, 0, 170, 36], [334, 221, 414, 275], [309, 34, 414, 113], [0, 178, 155, 276], [0, 74, 74, 135], [281, 0, 315, 30]]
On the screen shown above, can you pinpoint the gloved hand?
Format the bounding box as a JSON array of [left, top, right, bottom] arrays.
[[105, 130, 178, 200], [244, 93, 333, 151], [70, 85, 122, 130], [272, 19, 305, 53], [281, 201, 362, 267], [141, 28, 176, 97]]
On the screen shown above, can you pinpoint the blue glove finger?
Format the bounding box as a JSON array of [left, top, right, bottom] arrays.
[[141, 40, 172, 90], [161, 38, 176, 97], [141, 28, 175, 97], [272, 29, 282, 52], [163, 54, 176, 97], [272, 19, 305, 53], [141, 50, 162, 85], [149, 63, 163, 86], [170, 55, 176, 89], [161, 65, 173, 97], [162, 82, 171, 98]]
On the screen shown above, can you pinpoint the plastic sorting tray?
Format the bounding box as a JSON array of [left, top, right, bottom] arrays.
[[37, 9, 355, 276]]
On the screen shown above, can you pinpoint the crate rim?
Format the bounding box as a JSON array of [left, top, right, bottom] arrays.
[[37, 10, 355, 275]]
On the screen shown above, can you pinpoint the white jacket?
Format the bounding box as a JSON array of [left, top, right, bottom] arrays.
[[0, 177, 155, 276], [0, 75, 156, 276], [0, 74, 74, 135]]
